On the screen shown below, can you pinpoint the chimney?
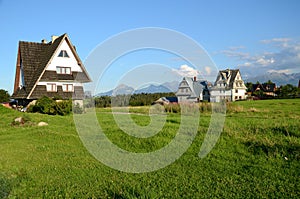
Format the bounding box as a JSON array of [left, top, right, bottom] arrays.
[[41, 39, 47, 44], [194, 76, 197, 82], [51, 35, 59, 43]]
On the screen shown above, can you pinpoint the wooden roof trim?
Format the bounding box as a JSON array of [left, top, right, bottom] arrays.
[[64, 35, 92, 82], [13, 45, 21, 93], [27, 34, 67, 99]]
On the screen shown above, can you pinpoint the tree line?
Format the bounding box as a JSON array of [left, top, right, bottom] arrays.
[[85, 92, 175, 108], [245, 80, 300, 99]]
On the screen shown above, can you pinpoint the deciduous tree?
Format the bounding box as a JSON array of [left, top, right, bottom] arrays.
[[0, 89, 10, 103]]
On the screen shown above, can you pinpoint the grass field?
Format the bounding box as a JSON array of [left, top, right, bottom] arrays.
[[0, 99, 299, 198]]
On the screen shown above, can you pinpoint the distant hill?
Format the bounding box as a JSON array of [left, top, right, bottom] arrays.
[[134, 84, 172, 94], [95, 84, 134, 96], [245, 72, 300, 86], [161, 81, 180, 92], [95, 81, 180, 96]]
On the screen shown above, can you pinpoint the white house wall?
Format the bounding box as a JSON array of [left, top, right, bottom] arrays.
[[231, 89, 247, 101], [46, 40, 82, 72], [37, 82, 82, 87], [210, 90, 231, 102]]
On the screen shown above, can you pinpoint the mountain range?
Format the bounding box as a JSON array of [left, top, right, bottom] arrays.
[[245, 72, 300, 86], [95, 81, 179, 96]]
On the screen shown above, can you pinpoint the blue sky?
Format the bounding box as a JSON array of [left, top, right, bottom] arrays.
[[1, 0, 300, 94]]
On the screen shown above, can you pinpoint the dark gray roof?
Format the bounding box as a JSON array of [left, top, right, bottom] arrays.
[[181, 77, 208, 97], [251, 83, 276, 92], [219, 69, 239, 88]]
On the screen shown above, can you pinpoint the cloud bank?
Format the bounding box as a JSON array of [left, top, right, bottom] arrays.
[[221, 38, 300, 76]]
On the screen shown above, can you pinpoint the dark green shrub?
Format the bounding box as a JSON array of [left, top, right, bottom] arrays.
[[28, 96, 72, 116], [54, 100, 72, 116], [31, 96, 56, 114]]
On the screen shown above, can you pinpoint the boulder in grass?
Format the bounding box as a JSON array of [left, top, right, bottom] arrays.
[[38, 122, 48, 126], [14, 117, 24, 124]]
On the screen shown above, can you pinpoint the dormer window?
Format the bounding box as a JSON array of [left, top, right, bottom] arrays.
[[58, 50, 69, 58], [56, 66, 71, 74]]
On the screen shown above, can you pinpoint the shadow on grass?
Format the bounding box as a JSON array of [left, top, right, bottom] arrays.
[[244, 140, 300, 160], [271, 126, 300, 138], [166, 119, 180, 124], [0, 175, 11, 199]]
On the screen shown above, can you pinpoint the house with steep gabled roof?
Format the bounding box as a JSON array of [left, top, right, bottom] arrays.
[[210, 69, 247, 102], [12, 33, 91, 106], [250, 83, 276, 97], [176, 76, 210, 102]]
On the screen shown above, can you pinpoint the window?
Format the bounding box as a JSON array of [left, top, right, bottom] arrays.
[[235, 89, 238, 93], [46, 83, 56, 92], [58, 50, 69, 58], [62, 84, 73, 92], [56, 66, 71, 74]]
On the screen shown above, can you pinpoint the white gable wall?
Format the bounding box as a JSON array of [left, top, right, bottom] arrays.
[[231, 88, 247, 101], [46, 39, 82, 72], [18, 65, 25, 88]]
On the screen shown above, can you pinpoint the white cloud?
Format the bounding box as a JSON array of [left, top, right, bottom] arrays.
[[228, 46, 246, 51], [220, 49, 249, 59], [267, 69, 290, 73], [255, 56, 275, 66], [260, 38, 291, 44], [172, 64, 199, 77]]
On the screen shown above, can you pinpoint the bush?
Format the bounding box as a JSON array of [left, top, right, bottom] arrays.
[[28, 96, 73, 116], [30, 96, 56, 114], [54, 100, 72, 116]]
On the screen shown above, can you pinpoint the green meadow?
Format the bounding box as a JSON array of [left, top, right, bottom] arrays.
[[0, 99, 299, 198]]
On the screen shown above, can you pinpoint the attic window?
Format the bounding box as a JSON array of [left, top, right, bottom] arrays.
[[58, 50, 69, 58]]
